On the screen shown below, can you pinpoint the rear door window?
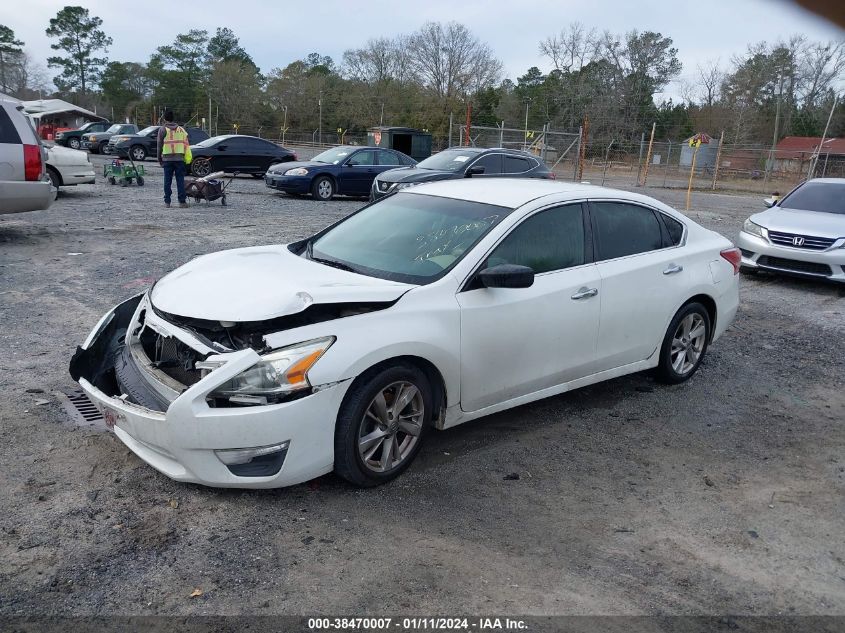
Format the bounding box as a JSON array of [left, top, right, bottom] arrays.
[[591, 201, 664, 261], [504, 156, 531, 173], [378, 151, 402, 166], [0, 107, 22, 144]]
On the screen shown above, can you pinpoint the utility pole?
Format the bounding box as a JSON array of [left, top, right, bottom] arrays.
[[465, 101, 472, 147], [318, 91, 323, 145], [380, 102, 384, 126], [208, 96, 212, 134], [523, 98, 532, 151], [809, 93, 838, 179], [765, 73, 784, 184], [282, 105, 288, 145]]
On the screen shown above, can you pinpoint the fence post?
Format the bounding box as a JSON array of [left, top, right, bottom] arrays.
[[499, 121, 504, 147], [576, 118, 587, 181], [663, 141, 672, 188], [636, 132, 645, 185], [541, 123, 548, 162], [711, 130, 725, 190], [686, 143, 699, 211], [640, 122, 656, 187], [448, 113, 453, 148]]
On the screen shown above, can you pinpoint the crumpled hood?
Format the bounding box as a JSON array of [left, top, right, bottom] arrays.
[[751, 207, 845, 239], [150, 245, 413, 322], [376, 167, 456, 184]]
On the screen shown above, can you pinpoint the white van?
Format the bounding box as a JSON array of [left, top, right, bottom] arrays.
[[0, 94, 52, 214]]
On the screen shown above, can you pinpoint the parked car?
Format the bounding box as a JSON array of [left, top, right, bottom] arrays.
[[70, 179, 740, 489], [109, 125, 210, 161], [738, 178, 845, 283], [0, 95, 51, 214], [189, 135, 296, 177], [265, 145, 416, 200], [43, 141, 95, 200], [55, 121, 111, 150], [371, 147, 554, 200], [81, 123, 139, 154]]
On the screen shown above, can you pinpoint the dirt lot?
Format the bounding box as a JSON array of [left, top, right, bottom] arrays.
[[1, 156, 844, 617]]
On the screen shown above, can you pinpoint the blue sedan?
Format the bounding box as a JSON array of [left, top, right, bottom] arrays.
[[264, 146, 416, 200]]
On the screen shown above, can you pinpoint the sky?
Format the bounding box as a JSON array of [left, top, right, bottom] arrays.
[[2, 0, 843, 101]]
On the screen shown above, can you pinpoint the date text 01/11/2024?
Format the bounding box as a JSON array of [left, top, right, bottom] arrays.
[[307, 618, 528, 630]]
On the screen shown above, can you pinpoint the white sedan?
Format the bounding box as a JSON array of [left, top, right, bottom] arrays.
[[738, 178, 845, 283], [44, 141, 95, 199], [70, 180, 740, 488]]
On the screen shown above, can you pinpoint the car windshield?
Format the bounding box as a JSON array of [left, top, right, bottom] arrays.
[[105, 124, 122, 134], [779, 181, 845, 215], [137, 126, 157, 135], [309, 193, 510, 284], [416, 150, 481, 172], [312, 147, 352, 164]]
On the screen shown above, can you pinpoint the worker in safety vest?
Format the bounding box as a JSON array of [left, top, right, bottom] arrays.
[[157, 109, 192, 208]]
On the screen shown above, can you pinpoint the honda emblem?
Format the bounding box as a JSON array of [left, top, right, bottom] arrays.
[[792, 236, 805, 246]]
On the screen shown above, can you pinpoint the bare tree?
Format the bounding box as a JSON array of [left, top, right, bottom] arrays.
[[342, 36, 412, 84], [697, 59, 722, 108], [798, 40, 845, 108], [539, 23, 600, 73], [407, 22, 502, 100]]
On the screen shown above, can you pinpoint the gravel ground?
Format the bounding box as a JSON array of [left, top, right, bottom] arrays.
[[1, 155, 844, 617]]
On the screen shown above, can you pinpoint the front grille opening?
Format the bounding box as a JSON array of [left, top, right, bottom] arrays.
[[768, 230, 836, 251], [757, 256, 832, 276], [56, 390, 107, 430], [139, 327, 203, 386]]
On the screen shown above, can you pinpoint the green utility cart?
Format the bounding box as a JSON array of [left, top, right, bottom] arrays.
[[103, 158, 145, 187]]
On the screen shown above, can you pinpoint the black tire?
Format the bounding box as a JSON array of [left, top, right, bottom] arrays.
[[311, 175, 335, 201], [68, 138, 81, 150], [130, 145, 147, 161], [108, 176, 116, 185], [136, 176, 145, 186], [192, 158, 212, 177], [655, 302, 711, 385], [46, 167, 61, 201], [99, 141, 110, 155], [334, 363, 432, 487], [221, 195, 227, 206]]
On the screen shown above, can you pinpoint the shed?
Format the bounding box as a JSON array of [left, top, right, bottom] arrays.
[[679, 135, 720, 169], [367, 126, 432, 161], [22, 99, 107, 140]]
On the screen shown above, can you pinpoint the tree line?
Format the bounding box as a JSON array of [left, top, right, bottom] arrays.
[[1, 6, 843, 149]]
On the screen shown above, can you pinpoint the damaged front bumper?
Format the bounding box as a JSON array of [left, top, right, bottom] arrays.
[[69, 294, 349, 489]]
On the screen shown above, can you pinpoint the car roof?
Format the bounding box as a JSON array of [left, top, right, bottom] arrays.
[[805, 178, 845, 185], [403, 178, 666, 210]]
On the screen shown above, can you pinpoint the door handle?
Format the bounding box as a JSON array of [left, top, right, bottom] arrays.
[[663, 264, 683, 275], [571, 287, 598, 300]]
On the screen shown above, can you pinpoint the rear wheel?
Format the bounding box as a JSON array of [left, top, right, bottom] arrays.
[[46, 167, 60, 200], [655, 302, 711, 384], [334, 364, 431, 487], [312, 175, 334, 201], [136, 176, 145, 186], [130, 145, 147, 161], [68, 138, 80, 150]]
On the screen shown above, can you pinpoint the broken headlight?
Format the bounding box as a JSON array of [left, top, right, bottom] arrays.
[[208, 337, 334, 405]]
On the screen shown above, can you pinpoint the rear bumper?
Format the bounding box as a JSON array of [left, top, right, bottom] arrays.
[[71, 295, 350, 488], [265, 174, 311, 193], [737, 231, 845, 282], [0, 179, 52, 213]]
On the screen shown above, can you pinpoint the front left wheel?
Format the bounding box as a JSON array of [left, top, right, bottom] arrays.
[[334, 364, 432, 487], [655, 302, 711, 384]]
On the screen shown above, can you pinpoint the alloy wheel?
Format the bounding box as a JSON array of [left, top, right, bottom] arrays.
[[192, 158, 211, 177], [670, 313, 706, 375], [132, 146, 146, 161], [358, 381, 424, 473], [68, 138, 80, 149], [318, 179, 333, 199]]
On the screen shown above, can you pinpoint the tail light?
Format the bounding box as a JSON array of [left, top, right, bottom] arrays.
[[720, 247, 741, 275], [23, 144, 43, 181]]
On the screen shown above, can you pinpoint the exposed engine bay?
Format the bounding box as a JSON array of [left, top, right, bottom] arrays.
[[69, 292, 394, 412]]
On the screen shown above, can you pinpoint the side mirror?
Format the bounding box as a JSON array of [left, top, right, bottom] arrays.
[[478, 264, 534, 289], [466, 165, 485, 177], [763, 197, 775, 208]]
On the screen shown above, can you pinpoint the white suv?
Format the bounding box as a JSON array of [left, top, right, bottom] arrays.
[[0, 94, 52, 214]]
